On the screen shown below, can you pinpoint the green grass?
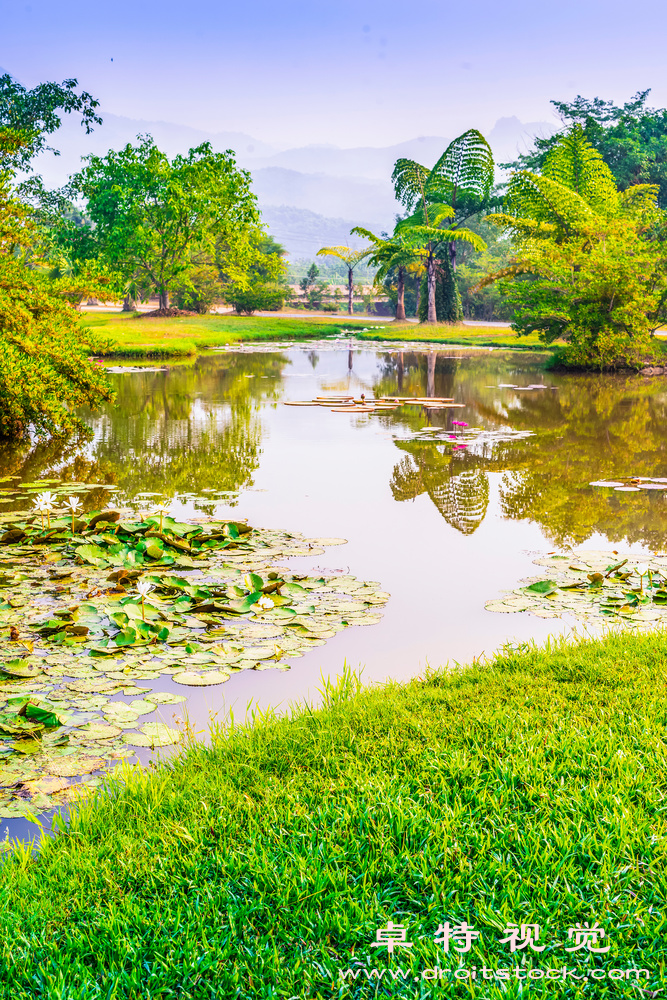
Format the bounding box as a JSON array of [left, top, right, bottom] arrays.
[[0, 630, 665, 997], [82, 312, 548, 358], [83, 312, 386, 358], [355, 321, 550, 351]]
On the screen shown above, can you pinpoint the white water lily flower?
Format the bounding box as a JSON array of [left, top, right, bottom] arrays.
[[635, 563, 649, 576], [136, 580, 154, 598], [63, 496, 83, 513], [36, 491, 57, 509]]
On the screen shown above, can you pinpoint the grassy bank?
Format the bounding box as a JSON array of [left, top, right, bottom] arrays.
[[355, 321, 549, 350], [84, 312, 385, 358], [83, 312, 546, 358], [0, 630, 665, 998]]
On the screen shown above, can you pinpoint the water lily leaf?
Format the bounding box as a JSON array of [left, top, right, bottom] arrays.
[[78, 722, 123, 739], [145, 691, 186, 705], [0, 659, 43, 678], [114, 627, 137, 647], [524, 581, 558, 595], [172, 671, 230, 686], [24, 704, 61, 727], [123, 723, 181, 747], [75, 544, 109, 568], [46, 756, 105, 777]]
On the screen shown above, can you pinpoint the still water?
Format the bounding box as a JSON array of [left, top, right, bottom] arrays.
[[5, 341, 667, 729]]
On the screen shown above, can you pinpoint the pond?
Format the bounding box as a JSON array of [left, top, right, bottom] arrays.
[[2, 340, 667, 839]]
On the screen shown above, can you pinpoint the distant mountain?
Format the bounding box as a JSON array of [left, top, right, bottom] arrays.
[[26, 109, 556, 260], [260, 206, 376, 259], [251, 168, 396, 228]]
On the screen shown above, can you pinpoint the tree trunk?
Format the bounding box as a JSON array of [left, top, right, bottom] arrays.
[[427, 351, 436, 398], [123, 295, 136, 312], [427, 255, 437, 323], [159, 289, 169, 311], [396, 267, 406, 321], [347, 268, 354, 316], [415, 275, 421, 317], [449, 242, 457, 273]]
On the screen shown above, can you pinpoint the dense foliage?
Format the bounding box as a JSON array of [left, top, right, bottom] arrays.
[[66, 138, 265, 310], [0, 73, 101, 171], [487, 127, 667, 368], [0, 133, 113, 439], [225, 234, 288, 314], [507, 90, 667, 208]]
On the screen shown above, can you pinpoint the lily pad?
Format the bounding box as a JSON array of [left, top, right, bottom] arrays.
[[172, 671, 230, 686], [46, 756, 106, 777], [123, 723, 181, 747]]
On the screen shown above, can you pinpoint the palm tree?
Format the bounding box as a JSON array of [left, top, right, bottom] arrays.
[[391, 129, 494, 323], [315, 245, 368, 315], [349, 227, 425, 320]]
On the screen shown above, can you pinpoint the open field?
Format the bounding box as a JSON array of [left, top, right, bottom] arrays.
[[83, 312, 547, 358], [0, 629, 664, 998]]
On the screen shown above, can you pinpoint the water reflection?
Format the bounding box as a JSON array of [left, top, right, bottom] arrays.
[[375, 351, 667, 547], [3, 345, 667, 552]]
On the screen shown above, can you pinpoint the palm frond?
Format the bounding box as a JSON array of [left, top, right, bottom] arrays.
[[504, 171, 597, 233], [316, 245, 368, 265], [617, 184, 660, 218], [428, 129, 494, 206], [541, 125, 618, 217], [391, 158, 430, 210]]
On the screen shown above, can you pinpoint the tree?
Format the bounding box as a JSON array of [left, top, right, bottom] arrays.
[[0, 73, 101, 171], [315, 245, 368, 314], [391, 130, 492, 322], [505, 90, 667, 208], [225, 234, 289, 314], [68, 137, 262, 311], [0, 133, 113, 439], [349, 228, 426, 320], [299, 263, 320, 297], [485, 126, 667, 368]]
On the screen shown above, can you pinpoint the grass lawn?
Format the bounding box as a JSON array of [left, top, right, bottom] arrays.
[[83, 312, 385, 358], [355, 321, 548, 350], [0, 629, 664, 998], [82, 312, 548, 358]]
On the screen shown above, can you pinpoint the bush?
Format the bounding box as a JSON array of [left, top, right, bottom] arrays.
[[226, 283, 286, 315]]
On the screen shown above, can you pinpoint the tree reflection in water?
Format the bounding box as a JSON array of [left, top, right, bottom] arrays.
[[0, 352, 287, 509], [378, 349, 667, 548], [391, 447, 490, 535]]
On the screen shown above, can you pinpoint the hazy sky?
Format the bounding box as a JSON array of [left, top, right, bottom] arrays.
[[4, 0, 667, 148]]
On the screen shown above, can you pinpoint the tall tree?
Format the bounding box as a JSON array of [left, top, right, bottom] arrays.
[[349, 228, 425, 320], [315, 245, 367, 314], [68, 137, 262, 311], [485, 126, 667, 368], [391, 130, 493, 322]]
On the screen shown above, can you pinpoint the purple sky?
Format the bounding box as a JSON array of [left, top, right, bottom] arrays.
[[4, 0, 667, 147]]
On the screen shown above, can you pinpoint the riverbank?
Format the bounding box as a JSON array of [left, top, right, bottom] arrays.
[[0, 628, 663, 998], [84, 312, 547, 358]]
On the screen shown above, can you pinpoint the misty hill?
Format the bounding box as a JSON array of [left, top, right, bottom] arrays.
[[261, 206, 377, 259], [29, 110, 556, 259]]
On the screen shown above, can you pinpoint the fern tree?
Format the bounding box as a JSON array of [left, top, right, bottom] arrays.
[[315, 245, 368, 315], [349, 228, 426, 320], [391, 129, 493, 323], [485, 125, 667, 368]]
